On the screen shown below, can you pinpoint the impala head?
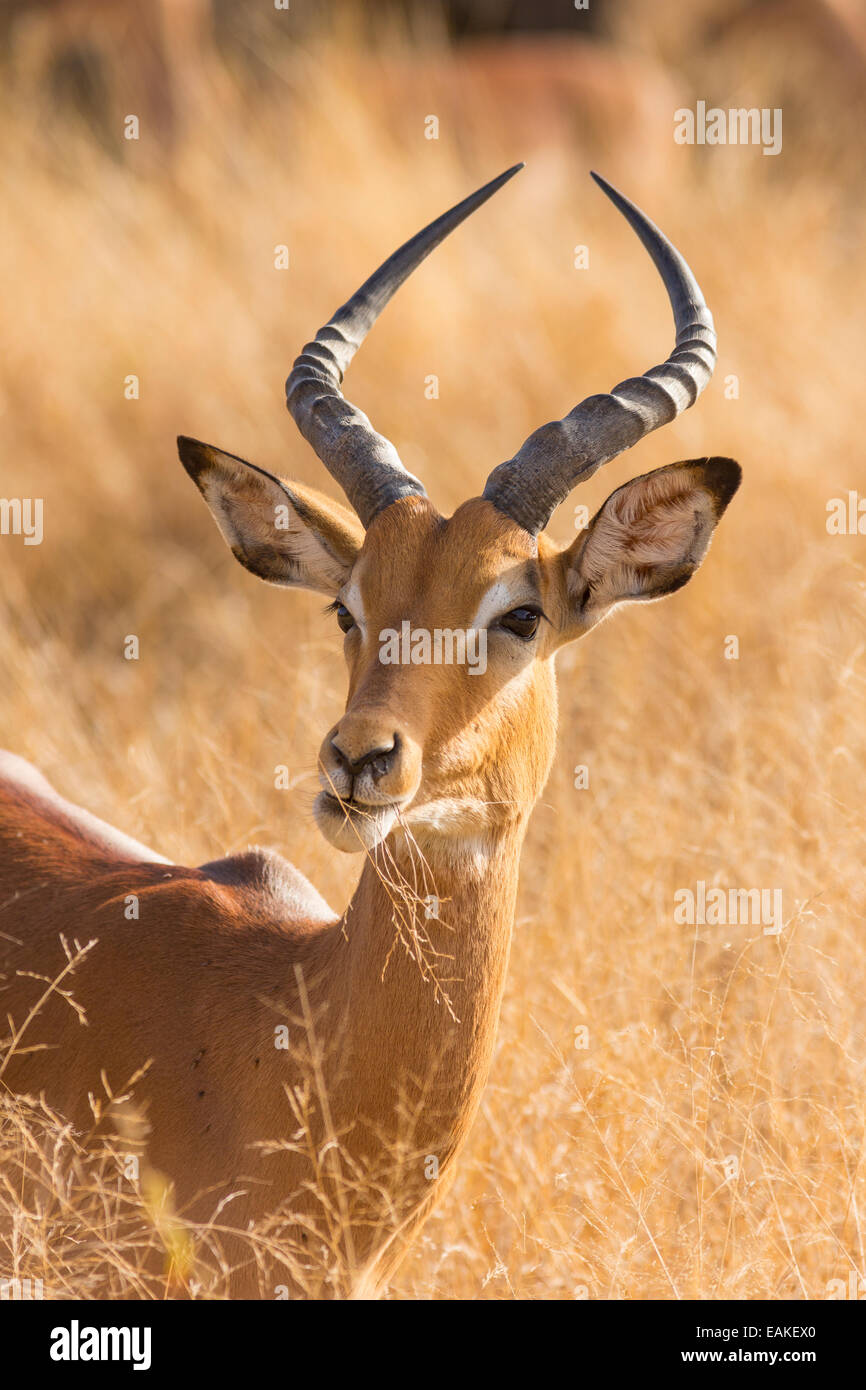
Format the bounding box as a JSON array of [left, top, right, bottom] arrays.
[[179, 167, 740, 856]]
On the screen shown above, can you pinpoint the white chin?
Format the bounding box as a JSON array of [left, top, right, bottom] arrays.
[[313, 792, 399, 854]]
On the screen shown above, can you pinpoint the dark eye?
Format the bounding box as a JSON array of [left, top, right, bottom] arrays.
[[499, 606, 541, 640], [335, 603, 355, 634]]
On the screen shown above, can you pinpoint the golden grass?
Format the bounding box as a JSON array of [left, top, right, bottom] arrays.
[[1, 4, 865, 1299]]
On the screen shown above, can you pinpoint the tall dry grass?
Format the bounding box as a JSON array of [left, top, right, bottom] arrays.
[[1, 2, 865, 1298]]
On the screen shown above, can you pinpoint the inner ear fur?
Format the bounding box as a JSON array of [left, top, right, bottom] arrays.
[[561, 457, 741, 627], [178, 436, 364, 593]]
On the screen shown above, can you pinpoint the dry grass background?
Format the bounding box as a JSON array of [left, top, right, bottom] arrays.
[[1, 0, 866, 1298]]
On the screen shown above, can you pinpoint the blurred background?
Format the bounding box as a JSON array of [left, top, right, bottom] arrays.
[[2, 0, 866, 1299]]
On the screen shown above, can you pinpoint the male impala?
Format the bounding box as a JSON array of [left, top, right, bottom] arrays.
[[0, 166, 739, 1299]]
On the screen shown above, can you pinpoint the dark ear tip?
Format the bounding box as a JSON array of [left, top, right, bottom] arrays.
[[701, 456, 742, 512], [177, 435, 207, 481]]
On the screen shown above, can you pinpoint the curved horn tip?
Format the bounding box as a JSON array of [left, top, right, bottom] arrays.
[[589, 169, 642, 217], [478, 162, 526, 197]]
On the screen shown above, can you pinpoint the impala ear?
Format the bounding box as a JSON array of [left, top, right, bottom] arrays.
[[561, 457, 741, 632], [178, 437, 364, 596]]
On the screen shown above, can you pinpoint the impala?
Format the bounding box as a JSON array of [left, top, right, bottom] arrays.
[[0, 165, 740, 1299]]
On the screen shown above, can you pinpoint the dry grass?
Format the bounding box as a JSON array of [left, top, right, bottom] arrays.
[[1, 2, 865, 1299]]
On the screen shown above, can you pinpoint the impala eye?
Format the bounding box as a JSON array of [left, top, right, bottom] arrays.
[[335, 603, 355, 634], [499, 606, 541, 640]]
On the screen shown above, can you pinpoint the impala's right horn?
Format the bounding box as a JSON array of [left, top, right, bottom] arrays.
[[482, 172, 717, 536], [286, 163, 525, 528]]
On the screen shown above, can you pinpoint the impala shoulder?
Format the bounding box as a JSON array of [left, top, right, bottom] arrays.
[[197, 847, 337, 927]]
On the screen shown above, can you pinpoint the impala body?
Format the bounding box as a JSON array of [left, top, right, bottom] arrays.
[[0, 167, 739, 1298]]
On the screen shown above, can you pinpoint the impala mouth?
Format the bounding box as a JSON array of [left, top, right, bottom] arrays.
[[313, 790, 403, 854]]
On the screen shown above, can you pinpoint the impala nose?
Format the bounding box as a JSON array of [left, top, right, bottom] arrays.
[[330, 733, 399, 783]]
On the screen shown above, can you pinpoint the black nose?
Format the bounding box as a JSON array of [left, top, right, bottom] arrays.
[[330, 734, 399, 782]]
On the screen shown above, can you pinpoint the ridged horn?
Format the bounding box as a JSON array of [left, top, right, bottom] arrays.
[[286, 164, 524, 527], [482, 171, 717, 535]]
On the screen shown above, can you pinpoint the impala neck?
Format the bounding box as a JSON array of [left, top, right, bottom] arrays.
[[325, 816, 530, 1164], [347, 819, 527, 1012]]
